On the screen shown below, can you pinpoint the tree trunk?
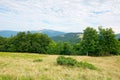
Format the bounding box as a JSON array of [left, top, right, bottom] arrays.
[[87, 52, 88, 56]]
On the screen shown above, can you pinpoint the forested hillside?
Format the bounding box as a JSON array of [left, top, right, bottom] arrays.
[[0, 27, 120, 56], [51, 33, 83, 44], [0, 30, 18, 37], [116, 33, 120, 39]]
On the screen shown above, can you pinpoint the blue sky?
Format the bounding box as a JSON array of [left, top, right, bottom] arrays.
[[0, 0, 120, 33]]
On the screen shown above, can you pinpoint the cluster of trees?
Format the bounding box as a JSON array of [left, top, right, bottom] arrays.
[[0, 32, 51, 53], [47, 27, 120, 56], [0, 27, 120, 56], [81, 27, 120, 56]]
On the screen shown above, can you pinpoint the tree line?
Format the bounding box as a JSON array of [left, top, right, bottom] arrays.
[[0, 32, 51, 53], [0, 27, 120, 56]]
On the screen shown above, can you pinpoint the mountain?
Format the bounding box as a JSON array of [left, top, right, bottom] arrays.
[[32, 29, 65, 37], [52, 33, 120, 44], [116, 33, 120, 39], [51, 33, 83, 44], [0, 30, 82, 44], [0, 29, 65, 37], [0, 30, 18, 37]]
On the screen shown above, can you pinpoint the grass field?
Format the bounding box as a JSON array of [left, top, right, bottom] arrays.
[[0, 52, 120, 80]]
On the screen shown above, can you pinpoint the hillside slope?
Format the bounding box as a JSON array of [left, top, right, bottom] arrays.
[[116, 33, 120, 39], [32, 29, 65, 37], [51, 33, 83, 44], [0, 52, 119, 80], [0, 29, 65, 37], [0, 30, 18, 37]]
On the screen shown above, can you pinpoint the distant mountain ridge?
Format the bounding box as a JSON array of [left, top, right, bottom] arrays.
[[0, 30, 18, 37], [0, 29, 65, 37], [116, 33, 120, 39], [51, 32, 83, 44], [31, 29, 65, 37], [0, 30, 119, 44], [51, 32, 120, 44]]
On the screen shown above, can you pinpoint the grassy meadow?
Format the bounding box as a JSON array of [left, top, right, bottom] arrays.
[[0, 52, 120, 80]]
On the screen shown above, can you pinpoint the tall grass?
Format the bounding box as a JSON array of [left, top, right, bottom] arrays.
[[0, 75, 33, 80], [0, 52, 120, 80]]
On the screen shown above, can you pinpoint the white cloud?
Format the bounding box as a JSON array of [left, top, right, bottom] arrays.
[[0, 0, 120, 33]]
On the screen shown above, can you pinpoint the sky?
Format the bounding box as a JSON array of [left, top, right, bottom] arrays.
[[0, 0, 120, 33]]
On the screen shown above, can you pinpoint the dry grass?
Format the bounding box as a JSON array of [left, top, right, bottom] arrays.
[[0, 52, 120, 80]]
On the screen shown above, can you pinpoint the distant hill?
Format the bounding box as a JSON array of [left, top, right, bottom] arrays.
[[116, 33, 120, 39], [0, 29, 65, 37], [51, 33, 83, 44], [32, 29, 65, 37], [0, 30, 18, 37], [1, 29, 119, 44]]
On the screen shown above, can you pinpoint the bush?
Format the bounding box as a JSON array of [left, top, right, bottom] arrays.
[[77, 61, 97, 70], [57, 56, 97, 70], [33, 59, 42, 62], [57, 56, 77, 66]]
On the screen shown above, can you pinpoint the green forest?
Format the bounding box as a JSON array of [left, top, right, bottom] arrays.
[[0, 27, 120, 56]]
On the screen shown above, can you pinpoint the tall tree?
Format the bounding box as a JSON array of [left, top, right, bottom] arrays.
[[118, 41, 120, 55], [81, 27, 98, 56], [0, 36, 7, 51], [5, 32, 51, 53], [61, 42, 73, 55], [98, 27, 119, 55], [55, 41, 64, 54], [47, 41, 57, 54]]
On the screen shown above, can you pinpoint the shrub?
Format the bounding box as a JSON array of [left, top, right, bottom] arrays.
[[57, 56, 97, 70], [77, 61, 97, 70], [33, 59, 42, 62], [57, 56, 77, 66]]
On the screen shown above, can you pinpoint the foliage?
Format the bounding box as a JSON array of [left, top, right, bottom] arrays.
[[33, 59, 42, 62], [118, 39, 120, 55], [0, 32, 51, 53], [47, 41, 57, 54], [98, 27, 119, 55], [60, 42, 73, 55], [80, 27, 119, 56], [0, 27, 119, 56], [0, 37, 7, 52], [54, 41, 64, 54], [77, 61, 97, 70], [57, 56, 97, 70], [81, 27, 98, 56], [57, 56, 77, 66], [52, 33, 82, 44], [73, 43, 85, 55], [47, 41, 73, 55]]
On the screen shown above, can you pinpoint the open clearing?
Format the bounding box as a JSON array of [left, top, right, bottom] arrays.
[[0, 52, 120, 80]]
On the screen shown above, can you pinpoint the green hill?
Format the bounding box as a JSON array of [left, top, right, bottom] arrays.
[[116, 33, 120, 39], [0, 30, 18, 37], [51, 33, 83, 44], [0, 29, 65, 37]]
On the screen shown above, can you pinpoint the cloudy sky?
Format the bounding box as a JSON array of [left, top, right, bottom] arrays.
[[0, 0, 120, 33]]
